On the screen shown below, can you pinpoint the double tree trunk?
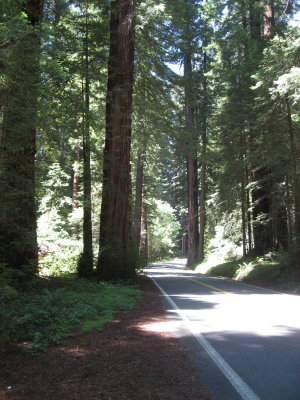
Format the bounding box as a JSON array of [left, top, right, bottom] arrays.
[[96, 0, 136, 280], [0, 0, 42, 280]]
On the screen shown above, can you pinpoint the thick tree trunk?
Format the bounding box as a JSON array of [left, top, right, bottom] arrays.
[[0, 0, 42, 281], [78, 6, 93, 278], [184, 52, 200, 267], [96, 0, 136, 280]]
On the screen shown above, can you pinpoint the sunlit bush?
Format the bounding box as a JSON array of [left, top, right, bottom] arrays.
[[148, 200, 180, 261]]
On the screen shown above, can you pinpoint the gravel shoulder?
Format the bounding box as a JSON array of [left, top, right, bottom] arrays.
[[0, 279, 211, 400]]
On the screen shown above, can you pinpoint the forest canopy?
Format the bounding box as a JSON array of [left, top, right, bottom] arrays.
[[1, 0, 300, 286]]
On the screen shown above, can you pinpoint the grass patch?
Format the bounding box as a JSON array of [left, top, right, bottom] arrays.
[[206, 261, 240, 279], [205, 253, 300, 293], [0, 276, 141, 351], [237, 262, 283, 285], [80, 315, 113, 332]]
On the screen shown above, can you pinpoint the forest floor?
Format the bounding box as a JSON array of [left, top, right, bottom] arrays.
[[0, 279, 211, 400]]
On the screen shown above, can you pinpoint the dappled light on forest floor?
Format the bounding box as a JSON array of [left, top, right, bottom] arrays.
[[0, 280, 211, 400]]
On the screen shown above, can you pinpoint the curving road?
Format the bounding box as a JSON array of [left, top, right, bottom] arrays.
[[145, 259, 300, 400]]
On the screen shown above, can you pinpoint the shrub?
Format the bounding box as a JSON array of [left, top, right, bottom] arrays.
[[207, 261, 240, 278]]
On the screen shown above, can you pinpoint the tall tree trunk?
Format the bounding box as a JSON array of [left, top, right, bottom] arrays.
[[241, 0, 253, 253], [199, 51, 207, 263], [78, 3, 93, 278], [140, 197, 148, 263], [240, 131, 247, 257], [184, 51, 200, 267], [96, 0, 136, 280], [246, 177, 253, 251], [71, 147, 80, 211], [286, 95, 300, 266], [285, 169, 293, 246], [249, 0, 274, 254], [0, 0, 42, 282]]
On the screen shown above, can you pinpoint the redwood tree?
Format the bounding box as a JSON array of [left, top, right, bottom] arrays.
[[0, 0, 42, 281], [96, 0, 136, 280]]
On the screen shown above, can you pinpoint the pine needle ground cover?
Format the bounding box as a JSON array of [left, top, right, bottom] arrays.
[[0, 276, 141, 351]]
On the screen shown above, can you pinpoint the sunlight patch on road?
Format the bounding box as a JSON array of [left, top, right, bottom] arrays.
[[167, 292, 300, 338], [146, 261, 300, 338]]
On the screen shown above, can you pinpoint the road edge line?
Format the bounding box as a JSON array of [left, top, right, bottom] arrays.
[[150, 277, 261, 400]]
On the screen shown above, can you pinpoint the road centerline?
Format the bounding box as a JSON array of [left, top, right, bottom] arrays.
[[176, 274, 229, 294]]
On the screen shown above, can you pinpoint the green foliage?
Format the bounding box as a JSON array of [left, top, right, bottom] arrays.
[[205, 251, 300, 292], [80, 315, 113, 332], [207, 261, 240, 278], [240, 263, 284, 286], [0, 276, 141, 351], [148, 200, 180, 260], [1, 0, 300, 303]]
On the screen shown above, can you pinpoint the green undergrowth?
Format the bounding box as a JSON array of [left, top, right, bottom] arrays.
[[0, 275, 141, 352], [204, 253, 300, 293]]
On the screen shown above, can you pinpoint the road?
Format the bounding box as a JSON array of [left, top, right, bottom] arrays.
[[145, 259, 300, 400]]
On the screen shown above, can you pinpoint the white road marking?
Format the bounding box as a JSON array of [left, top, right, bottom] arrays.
[[151, 277, 261, 400]]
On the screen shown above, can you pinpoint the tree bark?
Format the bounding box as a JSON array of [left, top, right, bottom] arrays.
[[0, 0, 42, 281], [263, 1, 274, 37], [96, 0, 136, 280], [199, 51, 208, 262], [140, 197, 148, 263]]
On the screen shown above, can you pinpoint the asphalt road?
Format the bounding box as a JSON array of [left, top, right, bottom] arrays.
[[145, 259, 300, 400]]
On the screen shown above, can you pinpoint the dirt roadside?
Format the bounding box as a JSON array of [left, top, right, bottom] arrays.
[[0, 279, 212, 400]]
